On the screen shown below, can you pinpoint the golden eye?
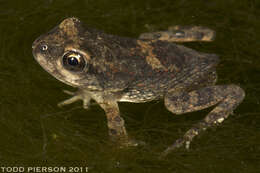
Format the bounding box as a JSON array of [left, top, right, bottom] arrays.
[[62, 51, 86, 72]]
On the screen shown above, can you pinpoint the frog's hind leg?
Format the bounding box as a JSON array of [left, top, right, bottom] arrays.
[[139, 26, 215, 42], [162, 84, 245, 157]]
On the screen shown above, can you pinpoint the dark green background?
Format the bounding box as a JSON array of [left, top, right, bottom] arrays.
[[0, 0, 259, 172]]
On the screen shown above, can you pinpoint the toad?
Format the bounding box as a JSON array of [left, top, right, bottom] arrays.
[[32, 17, 245, 156]]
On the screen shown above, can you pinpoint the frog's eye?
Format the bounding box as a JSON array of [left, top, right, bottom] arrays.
[[62, 51, 86, 72], [41, 44, 48, 51]]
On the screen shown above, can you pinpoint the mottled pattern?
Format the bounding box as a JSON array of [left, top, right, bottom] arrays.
[[32, 17, 245, 157], [136, 40, 167, 70], [139, 25, 216, 42]]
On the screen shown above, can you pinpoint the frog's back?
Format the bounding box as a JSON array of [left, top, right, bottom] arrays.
[[79, 29, 219, 101], [147, 40, 219, 74], [119, 40, 219, 102]]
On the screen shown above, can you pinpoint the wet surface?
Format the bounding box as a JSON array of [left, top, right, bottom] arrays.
[[0, 0, 259, 172]]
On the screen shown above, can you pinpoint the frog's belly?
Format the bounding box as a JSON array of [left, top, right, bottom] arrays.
[[119, 89, 162, 103]]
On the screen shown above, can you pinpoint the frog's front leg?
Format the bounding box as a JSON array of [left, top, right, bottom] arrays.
[[99, 101, 139, 147], [58, 90, 139, 147], [99, 102, 127, 140], [139, 26, 215, 42], [162, 85, 245, 157]]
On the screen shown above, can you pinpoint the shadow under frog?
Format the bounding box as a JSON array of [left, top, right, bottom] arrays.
[[32, 17, 245, 157]]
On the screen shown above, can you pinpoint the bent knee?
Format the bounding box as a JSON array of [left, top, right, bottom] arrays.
[[226, 84, 245, 101], [164, 97, 187, 115]]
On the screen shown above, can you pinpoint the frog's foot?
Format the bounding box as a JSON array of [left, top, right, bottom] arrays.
[[57, 89, 92, 109], [161, 84, 245, 157], [139, 26, 215, 42]]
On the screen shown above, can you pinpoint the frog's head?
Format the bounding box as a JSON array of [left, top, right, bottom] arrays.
[[32, 17, 98, 89]]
